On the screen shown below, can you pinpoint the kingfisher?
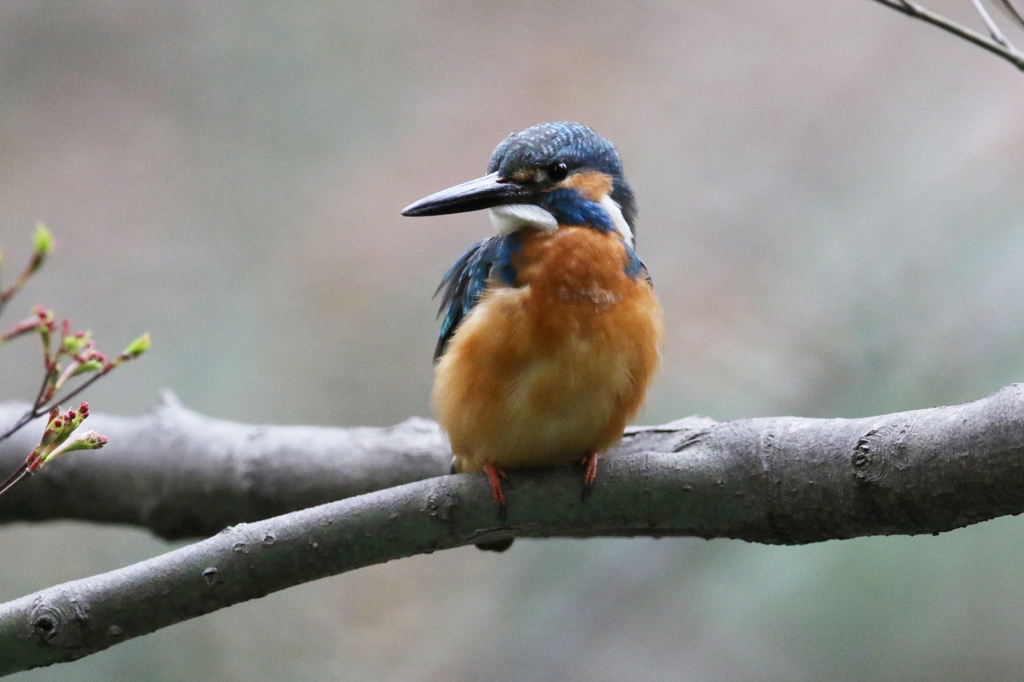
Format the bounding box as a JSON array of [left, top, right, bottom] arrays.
[[403, 122, 662, 549]]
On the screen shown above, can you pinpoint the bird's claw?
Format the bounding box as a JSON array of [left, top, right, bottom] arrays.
[[483, 464, 508, 519], [580, 451, 599, 502]]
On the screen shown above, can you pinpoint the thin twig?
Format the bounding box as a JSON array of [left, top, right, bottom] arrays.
[[0, 371, 52, 445], [0, 256, 44, 322], [0, 367, 113, 494], [993, 0, 1024, 30], [972, 0, 1012, 46], [869, 0, 1024, 71], [0, 464, 30, 497], [0, 352, 126, 447], [36, 366, 112, 417]]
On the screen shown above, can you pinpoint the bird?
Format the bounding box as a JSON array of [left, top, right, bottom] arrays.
[[402, 122, 662, 551]]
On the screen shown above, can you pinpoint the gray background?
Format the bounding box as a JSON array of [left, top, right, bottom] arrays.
[[2, 1, 1024, 680]]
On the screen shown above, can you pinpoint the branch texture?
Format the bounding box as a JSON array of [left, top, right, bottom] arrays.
[[0, 393, 451, 538], [3, 384, 1024, 673]]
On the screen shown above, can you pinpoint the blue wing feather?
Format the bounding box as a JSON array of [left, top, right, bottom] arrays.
[[434, 234, 520, 361]]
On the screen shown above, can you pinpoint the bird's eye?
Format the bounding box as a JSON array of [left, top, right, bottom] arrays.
[[548, 162, 569, 183]]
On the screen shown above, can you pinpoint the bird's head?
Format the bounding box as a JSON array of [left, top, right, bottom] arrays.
[[402, 122, 636, 246]]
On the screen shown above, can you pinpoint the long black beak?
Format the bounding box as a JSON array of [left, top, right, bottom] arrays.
[[401, 172, 530, 217]]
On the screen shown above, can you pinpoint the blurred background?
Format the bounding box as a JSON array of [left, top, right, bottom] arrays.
[[1, 0, 1023, 679]]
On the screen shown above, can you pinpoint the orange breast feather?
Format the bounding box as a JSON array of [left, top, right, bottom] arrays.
[[433, 227, 662, 473]]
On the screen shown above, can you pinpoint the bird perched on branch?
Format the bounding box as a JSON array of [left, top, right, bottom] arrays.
[[402, 122, 662, 550]]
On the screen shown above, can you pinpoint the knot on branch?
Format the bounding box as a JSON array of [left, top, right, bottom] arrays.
[[28, 589, 92, 649], [852, 418, 916, 484]]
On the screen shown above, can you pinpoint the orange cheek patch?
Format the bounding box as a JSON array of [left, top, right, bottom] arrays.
[[560, 171, 613, 202]]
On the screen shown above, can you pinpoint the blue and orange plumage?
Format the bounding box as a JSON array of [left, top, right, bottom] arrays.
[[403, 123, 662, 548]]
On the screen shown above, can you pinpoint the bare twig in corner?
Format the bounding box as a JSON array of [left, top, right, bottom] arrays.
[[869, 0, 1024, 71], [993, 0, 1024, 30], [972, 0, 1013, 46]]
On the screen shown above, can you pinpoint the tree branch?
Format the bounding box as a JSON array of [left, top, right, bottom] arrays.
[[3, 384, 1024, 673], [0, 393, 452, 539], [970, 0, 1014, 47], [868, 0, 1024, 71]]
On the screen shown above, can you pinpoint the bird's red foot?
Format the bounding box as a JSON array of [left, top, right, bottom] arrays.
[[483, 464, 508, 518], [580, 451, 599, 501]]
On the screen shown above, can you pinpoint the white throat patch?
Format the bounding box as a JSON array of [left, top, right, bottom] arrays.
[[488, 204, 558, 235], [600, 195, 634, 247], [488, 197, 634, 247]]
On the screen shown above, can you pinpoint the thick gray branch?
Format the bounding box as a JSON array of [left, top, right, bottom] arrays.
[[3, 384, 1024, 674], [0, 393, 451, 539]]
